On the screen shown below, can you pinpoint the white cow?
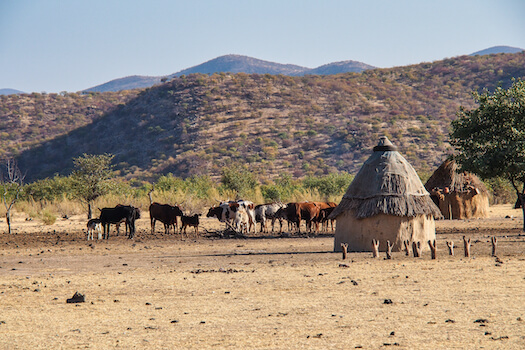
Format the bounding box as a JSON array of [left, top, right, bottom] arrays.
[[86, 218, 102, 240], [255, 203, 286, 233]]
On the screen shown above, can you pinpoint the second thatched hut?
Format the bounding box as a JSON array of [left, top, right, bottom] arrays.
[[330, 137, 442, 252], [424, 158, 490, 219]]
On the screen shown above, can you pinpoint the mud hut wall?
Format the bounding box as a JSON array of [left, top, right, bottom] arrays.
[[333, 211, 436, 252], [435, 191, 489, 219]]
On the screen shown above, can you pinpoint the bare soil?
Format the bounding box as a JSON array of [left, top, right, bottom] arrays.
[[1, 205, 524, 349]]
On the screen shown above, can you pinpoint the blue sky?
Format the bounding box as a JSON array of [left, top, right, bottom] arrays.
[[1, 0, 524, 93]]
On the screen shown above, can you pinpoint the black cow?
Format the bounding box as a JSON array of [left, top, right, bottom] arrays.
[[149, 203, 184, 234], [99, 205, 140, 239], [181, 214, 200, 237]]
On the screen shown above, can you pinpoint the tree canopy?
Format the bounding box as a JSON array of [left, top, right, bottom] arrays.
[[450, 79, 525, 188], [450, 79, 525, 229], [71, 153, 115, 218]]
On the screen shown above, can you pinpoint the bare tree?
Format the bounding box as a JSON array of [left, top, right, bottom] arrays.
[[1, 159, 25, 234]]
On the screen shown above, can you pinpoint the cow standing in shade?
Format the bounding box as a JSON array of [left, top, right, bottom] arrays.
[[99, 205, 140, 239], [149, 202, 184, 234]]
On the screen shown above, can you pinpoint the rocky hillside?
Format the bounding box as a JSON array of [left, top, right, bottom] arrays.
[[2, 52, 524, 183]]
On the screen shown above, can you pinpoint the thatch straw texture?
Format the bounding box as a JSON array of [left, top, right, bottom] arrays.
[[330, 139, 442, 220], [425, 159, 488, 194], [425, 159, 489, 219]]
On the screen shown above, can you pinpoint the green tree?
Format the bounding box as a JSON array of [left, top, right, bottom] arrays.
[[450, 78, 525, 228], [220, 165, 258, 199], [70, 153, 115, 219]]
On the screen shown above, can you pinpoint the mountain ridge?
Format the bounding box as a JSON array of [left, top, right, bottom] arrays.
[[4, 51, 524, 182]]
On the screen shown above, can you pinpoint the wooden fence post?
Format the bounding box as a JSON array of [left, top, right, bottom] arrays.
[[372, 239, 380, 258], [386, 240, 393, 259], [412, 241, 421, 258], [491, 236, 497, 257], [403, 240, 410, 256], [446, 241, 454, 256], [463, 236, 471, 258], [428, 239, 437, 260], [341, 243, 348, 260]]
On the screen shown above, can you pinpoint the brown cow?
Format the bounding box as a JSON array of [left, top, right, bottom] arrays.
[[149, 203, 183, 234], [285, 202, 321, 234]]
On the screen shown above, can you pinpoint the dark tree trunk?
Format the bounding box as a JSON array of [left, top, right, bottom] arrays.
[[88, 202, 93, 220], [519, 194, 525, 232], [6, 212, 11, 234]]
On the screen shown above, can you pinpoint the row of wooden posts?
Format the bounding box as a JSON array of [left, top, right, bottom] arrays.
[[340, 236, 498, 260]]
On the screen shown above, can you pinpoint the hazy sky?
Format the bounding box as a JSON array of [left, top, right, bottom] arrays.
[[1, 0, 524, 93]]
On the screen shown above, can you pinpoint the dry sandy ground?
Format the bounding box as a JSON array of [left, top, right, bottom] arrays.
[[1, 205, 524, 349]]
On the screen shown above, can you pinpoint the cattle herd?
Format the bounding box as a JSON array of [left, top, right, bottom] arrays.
[[86, 200, 337, 240]]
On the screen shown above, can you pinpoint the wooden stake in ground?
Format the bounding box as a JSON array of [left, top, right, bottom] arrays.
[[428, 239, 437, 260], [446, 241, 454, 256], [372, 239, 380, 258], [412, 241, 422, 258], [403, 240, 410, 256], [491, 236, 498, 257], [386, 240, 393, 259], [463, 236, 471, 258], [341, 243, 348, 260]]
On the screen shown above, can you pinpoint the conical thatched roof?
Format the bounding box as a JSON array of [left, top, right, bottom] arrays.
[[330, 137, 442, 219], [424, 158, 488, 194]]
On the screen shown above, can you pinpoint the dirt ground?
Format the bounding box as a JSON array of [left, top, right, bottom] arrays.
[[0, 204, 524, 349]]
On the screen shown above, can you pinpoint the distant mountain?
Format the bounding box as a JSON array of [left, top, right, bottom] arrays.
[[302, 60, 376, 75], [170, 54, 308, 77], [0, 88, 25, 95], [470, 46, 524, 56], [84, 55, 375, 92], [83, 75, 163, 93]]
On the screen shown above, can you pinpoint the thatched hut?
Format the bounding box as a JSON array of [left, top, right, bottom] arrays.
[[330, 137, 442, 252], [424, 159, 489, 219]]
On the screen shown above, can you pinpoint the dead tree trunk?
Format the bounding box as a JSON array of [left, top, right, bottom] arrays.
[[341, 243, 348, 260], [403, 240, 410, 256], [412, 241, 422, 258], [428, 239, 437, 260], [372, 239, 380, 258], [446, 241, 454, 256], [386, 240, 393, 259], [463, 236, 471, 258], [491, 236, 497, 257]]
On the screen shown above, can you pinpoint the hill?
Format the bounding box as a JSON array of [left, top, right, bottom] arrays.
[[170, 54, 308, 77], [3, 52, 525, 183], [0, 88, 25, 95], [470, 45, 523, 56], [302, 60, 375, 75], [83, 75, 163, 93], [83, 54, 375, 92]]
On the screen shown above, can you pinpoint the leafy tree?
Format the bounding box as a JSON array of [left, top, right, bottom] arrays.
[[220, 165, 258, 199], [70, 153, 115, 219], [1, 159, 25, 234], [23, 175, 72, 203], [303, 172, 354, 199], [450, 78, 525, 229]]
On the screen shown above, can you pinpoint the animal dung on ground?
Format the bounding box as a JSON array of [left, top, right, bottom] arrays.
[[66, 292, 85, 303]]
